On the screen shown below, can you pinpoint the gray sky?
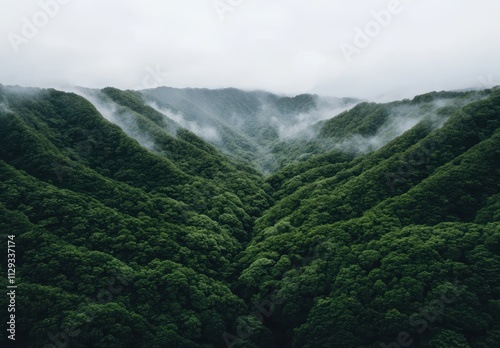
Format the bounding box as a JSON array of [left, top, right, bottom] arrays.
[[1, 0, 499, 100]]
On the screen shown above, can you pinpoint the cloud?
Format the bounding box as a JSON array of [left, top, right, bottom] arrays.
[[333, 95, 484, 153], [1, 1, 499, 99], [69, 88, 156, 150], [148, 101, 221, 142], [272, 99, 360, 139], [0, 102, 10, 113]]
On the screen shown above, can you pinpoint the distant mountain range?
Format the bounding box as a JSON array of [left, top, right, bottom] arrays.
[[52, 85, 490, 172]]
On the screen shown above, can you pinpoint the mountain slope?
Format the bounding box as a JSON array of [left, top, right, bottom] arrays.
[[232, 88, 500, 347], [0, 84, 272, 347]]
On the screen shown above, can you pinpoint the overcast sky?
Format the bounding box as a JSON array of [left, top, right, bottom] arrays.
[[1, 0, 499, 100]]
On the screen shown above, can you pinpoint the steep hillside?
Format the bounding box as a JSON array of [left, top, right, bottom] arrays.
[[233, 88, 500, 347], [0, 84, 271, 347]]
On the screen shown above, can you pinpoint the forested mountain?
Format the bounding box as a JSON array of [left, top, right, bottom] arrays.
[[0, 83, 499, 347], [139, 87, 360, 172]]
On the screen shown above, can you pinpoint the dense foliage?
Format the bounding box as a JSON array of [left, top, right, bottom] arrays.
[[0, 84, 498, 347]]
